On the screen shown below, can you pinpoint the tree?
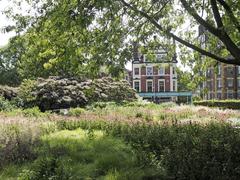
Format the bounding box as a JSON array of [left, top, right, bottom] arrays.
[[1, 0, 131, 79], [0, 36, 22, 86], [1, 0, 240, 81]]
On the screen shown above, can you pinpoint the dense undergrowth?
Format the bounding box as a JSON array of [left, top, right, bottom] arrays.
[[1, 100, 240, 179]]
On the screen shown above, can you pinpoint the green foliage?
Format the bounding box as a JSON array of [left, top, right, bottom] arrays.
[[177, 68, 200, 91], [18, 156, 71, 180], [22, 107, 46, 117], [0, 43, 21, 86], [0, 124, 38, 168], [2, 0, 240, 84], [2, 103, 240, 179], [87, 101, 118, 110], [54, 116, 240, 179], [194, 100, 240, 110], [18, 79, 37, 107], [68, 107, 86, 116], [18, 129, 148, 179], [158, 102, 177, 108], [85, 122, 240, 179], [0, 96, 15, 111]]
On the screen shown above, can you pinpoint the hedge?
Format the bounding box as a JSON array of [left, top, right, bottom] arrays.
[[194, 100, 240, 109]]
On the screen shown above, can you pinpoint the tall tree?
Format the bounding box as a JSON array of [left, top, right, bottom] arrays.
[[1, 0, 240, 80]]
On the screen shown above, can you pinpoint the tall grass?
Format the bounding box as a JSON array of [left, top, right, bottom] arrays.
[[1, 102, 240, 179]]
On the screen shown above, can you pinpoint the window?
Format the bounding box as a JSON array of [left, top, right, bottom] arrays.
[[238, 79, 240, 87], [227, 67, 233, 76], [173, 80, 177, 91], [218, 65, 221, 75], [228, 91, 233, 99], [206, 68, 212, 77], [227, 79, 233, 87], [134, 68, 140, 76], [134, 81, 140, 92], [207, 81, 212, 89], [146, 66, 153, 76], [159, 80, 165, 92], [238, 66, 240, 75], [147, 81, 153, 92], [217, 79, 222, 88], [159, 67, 165, 75], [172, 67, 176, 75], [156, 53, 166, 61]]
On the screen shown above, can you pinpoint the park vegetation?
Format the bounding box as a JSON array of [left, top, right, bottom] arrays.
[[1, 100, 240, 179]]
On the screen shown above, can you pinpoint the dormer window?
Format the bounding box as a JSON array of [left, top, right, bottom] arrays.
[[156, 53, 166, 61], [146, 66, 153, 76], [134, 68, 140, 76]]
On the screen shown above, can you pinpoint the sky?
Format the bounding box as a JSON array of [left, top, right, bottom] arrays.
[[0, 0, 16, 47]]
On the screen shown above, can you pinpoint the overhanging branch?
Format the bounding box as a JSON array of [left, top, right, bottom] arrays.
[[210, 0, 223, 28], [180, 0, 240, 61], [120, 0, 240, 65], [217, 0, 240, 34]]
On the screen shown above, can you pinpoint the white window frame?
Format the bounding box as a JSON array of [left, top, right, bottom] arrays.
[[218, 65, 221, 75], [227, 78, 233, 87], [146, 80, 153, 92], [134, 67, 140, 76], [217, 79, 222, 88], [159, 66, 165, 76], [238, 78, 240, 87], [172, 67, 176, 75], [227, 90, 233, 99], [133, 80, 141, 92], [172, 80, 177, 92], [143, 54, 146, 62], [146, 66, 153, 76], [158, 79, 165, 92]]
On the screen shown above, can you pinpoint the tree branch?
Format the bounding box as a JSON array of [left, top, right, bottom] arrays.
[[210, 0, 223, 28], [217, 0, 240, 34], [180, 0, 240, 61], [120, 0, 240, 65]]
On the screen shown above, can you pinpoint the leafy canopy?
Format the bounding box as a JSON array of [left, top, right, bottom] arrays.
[[1, 0, 240, 81]]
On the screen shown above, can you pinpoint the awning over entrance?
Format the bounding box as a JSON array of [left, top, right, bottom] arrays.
[[138, 91, 193, 103]]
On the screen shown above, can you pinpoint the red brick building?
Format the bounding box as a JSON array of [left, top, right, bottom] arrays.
[[205, 64, 240, 99], [131, 43, 178, 102], [198, 25, 240, 100]]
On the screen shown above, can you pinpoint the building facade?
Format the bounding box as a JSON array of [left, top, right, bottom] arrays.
[[198, 25, 240, 100], [205, 64, 240, 99], [131, 43, 178, 102]]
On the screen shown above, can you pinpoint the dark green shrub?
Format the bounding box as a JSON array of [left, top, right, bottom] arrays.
[[194, 100, 240, 109], [68, 107, 86, 116], [0, 96, 15, 111], [108, 123, 240, 179], [87, 101, 117, 109], [0, 125, 39, 168], [18, 156, 71, 180], [22, 107, 46, 117], [18, 79, 37, 108], [56, 119, 240, 179]]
